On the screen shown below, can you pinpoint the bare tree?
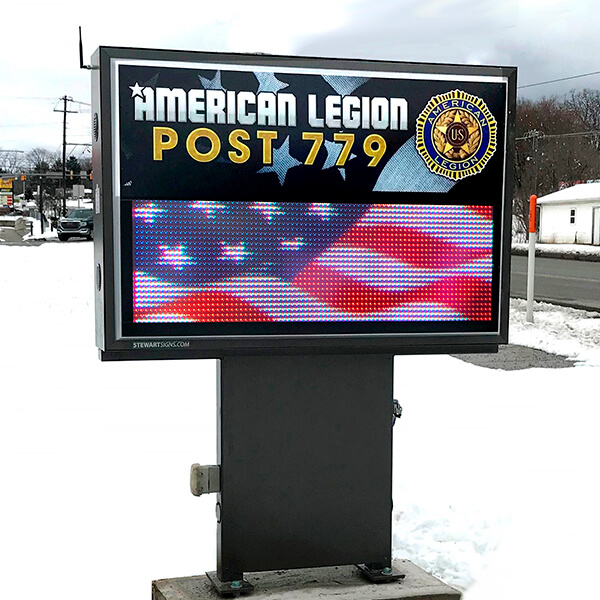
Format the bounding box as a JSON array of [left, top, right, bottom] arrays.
[[513, 96, 600, 235], [0, 149, 25, 173], [79, 156, 92, 172], [25, 147, 60, 172], [23, 148, 60, 224], [565, 89, 600, 149], [517, 97, 581, 136]]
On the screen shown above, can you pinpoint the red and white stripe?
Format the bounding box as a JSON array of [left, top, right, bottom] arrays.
[[134, 204, 493, 323]]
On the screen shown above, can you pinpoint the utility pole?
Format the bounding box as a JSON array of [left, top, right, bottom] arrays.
[[532, 130, 541, 194], [54, 96, 79, 216], [62, 95, 68, 217], [522, 129, 543, 195], [38, 177, 44, 235]]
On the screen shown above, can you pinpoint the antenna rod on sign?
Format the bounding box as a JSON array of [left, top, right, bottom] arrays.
[[79, 27, 93, 70]]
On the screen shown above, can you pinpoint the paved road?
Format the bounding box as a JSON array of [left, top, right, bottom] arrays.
[[0, 228, 23, 243], [510, 255, 600, 312]]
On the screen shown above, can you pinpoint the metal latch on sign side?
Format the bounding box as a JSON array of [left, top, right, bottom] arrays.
[[190, 464, 221, 496]]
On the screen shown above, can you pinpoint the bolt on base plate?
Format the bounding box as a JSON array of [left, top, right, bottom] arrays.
[[206, 572, 254, 597], [356, 563, 405, 583]]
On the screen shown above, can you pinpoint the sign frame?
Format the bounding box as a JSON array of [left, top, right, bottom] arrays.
[[92, 46, 516, 361]]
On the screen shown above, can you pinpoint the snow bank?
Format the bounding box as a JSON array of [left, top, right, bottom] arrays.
[[22, 215, 58, 240], [510, 298, 600, 366], [512, 242, 600, 260]]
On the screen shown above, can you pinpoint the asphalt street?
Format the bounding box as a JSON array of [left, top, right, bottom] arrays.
[[0, 228, 24, 243], [510, 255, 600, 312]]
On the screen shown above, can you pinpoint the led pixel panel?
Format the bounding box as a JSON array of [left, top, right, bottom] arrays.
[[133, 201, 493, 324]]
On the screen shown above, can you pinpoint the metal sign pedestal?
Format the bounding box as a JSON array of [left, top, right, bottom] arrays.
[[208, 353, 396, 594]]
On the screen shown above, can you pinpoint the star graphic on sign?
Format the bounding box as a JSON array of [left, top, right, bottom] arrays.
[[129, 82, 145, 99], [158, 244, 195, 270], [322, 139, 357, 171], [219, 242, 251, 261], [249, 201, 283, 221], [279, 237, 305, 250], [198, 71, 224, 90], [190, 201, 226, 219], [133, 202, 164, 224], [257, 136, 302, 186], [322, 74, 370, 96], [435, 111, 479, 154], [255, 72, 289, 94], [308, 203, 335, 221]]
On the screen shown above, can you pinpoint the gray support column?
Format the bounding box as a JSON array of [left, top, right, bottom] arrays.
[[215, 353, 394, 584]]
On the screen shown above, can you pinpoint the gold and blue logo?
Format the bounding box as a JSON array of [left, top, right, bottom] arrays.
[[416, 90, 497, 181]]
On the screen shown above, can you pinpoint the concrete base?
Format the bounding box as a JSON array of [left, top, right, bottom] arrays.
[[152, 559, 461, 600], [452, 343, 574, 371]]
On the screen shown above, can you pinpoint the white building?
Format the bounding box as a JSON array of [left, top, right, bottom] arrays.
[[537, 183, 600, 245]]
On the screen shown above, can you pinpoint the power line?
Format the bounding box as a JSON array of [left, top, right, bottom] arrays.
[[0, 95, 62, 101], [516, 130, 600, 141], [518, 69, 600, 90], [541, 130, 600, 139], [52, 97, 90, 108], [0, 123, 64, 128]]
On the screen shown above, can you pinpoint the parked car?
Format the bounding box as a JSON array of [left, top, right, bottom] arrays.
[[58, 208, 94, 241]]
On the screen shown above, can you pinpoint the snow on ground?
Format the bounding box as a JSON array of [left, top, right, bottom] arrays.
[[20, 215, 58, 240], [0, 241, 598, 600], [512, 241, 600, 259], [510, 298, 600, 366]]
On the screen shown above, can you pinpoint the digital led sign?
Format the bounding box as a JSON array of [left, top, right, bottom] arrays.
[[132, 201, 492, 324], [92, 47, 515, 360]]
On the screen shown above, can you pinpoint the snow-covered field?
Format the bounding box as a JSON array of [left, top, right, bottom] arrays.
[[512, 241, 600, 260], [0, 241, 598, 600]]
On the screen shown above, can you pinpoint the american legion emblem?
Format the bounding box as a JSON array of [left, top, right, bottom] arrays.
[[416, 90, 497, 181]]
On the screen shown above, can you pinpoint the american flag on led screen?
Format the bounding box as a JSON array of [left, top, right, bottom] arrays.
[[133, 201, 493, 323]]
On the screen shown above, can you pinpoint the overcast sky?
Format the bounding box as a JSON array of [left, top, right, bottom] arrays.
[[2, 0, 600, 156]]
